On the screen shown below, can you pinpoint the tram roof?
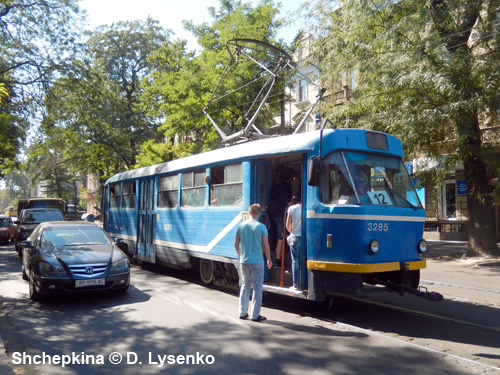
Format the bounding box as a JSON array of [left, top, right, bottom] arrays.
[[105, 129, 402, 184]]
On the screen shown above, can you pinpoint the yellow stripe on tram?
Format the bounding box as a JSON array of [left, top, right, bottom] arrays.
[[307, 260, 426, 273]]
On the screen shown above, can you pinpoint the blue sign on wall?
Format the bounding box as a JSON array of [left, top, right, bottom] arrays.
[[456, 180, 467, 195]]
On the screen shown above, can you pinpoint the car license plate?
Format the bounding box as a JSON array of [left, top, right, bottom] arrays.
[[75, 278, 105, 288]]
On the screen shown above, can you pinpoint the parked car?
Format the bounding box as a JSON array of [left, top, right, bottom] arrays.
[[15, 208, 65, 256], [21, 221, 130, 301], [0, 216, 16, 244], [64, 204, 87, 221]]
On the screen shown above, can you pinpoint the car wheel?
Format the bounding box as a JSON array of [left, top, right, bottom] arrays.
[[28, 274, 42, 302], [116, 284, 129, 294], [21, 265, 29, 281]]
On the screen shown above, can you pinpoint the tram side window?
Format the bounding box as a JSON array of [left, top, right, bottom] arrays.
[[110, 184, 121, 209], [181, 170, 206, 207], [321, 152, 353, 205], [210, 164, 242, 207], [323, 165, 354, 204], [122, 182, 136, 209], [158, 175, 178, 208]]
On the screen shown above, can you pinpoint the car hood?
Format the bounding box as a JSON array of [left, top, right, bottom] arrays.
[[41, 245, 119, 265]]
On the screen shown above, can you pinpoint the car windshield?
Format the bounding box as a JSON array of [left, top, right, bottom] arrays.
[[0, 219, 10, 227], [40, 226, 112, 247], [22, 210, 63, 224], [321, 151, 423, 208]]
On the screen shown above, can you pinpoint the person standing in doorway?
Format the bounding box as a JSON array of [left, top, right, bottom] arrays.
[[286, 196, 302, 291], [271, 168, 292, 266], [234, 204, 273, 322]]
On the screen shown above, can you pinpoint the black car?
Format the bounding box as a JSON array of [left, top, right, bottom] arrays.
[[21, 221, 130, 301], [15, 208, 65, 256]]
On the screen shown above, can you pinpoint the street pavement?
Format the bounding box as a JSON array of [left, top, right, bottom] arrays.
[[0, 240, 498, 374], [352, 240, 500, 336]]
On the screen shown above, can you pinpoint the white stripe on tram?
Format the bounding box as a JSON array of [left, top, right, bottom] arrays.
[[307, 210, 425, 222]]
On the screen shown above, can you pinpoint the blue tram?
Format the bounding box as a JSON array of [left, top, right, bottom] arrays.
[[103, 129, 435, 301]]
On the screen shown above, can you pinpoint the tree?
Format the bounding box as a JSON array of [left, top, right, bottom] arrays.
[[42, 18, 172, 182], [3, 167, 37, 200], [308, 0, 500, 257], [27, 141, 78, 202], [138, 0, 289, 165], [0, 0, 85, 175]]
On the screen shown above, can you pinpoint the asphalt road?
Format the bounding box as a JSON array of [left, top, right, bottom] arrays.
[[0, 241, 498, 375]]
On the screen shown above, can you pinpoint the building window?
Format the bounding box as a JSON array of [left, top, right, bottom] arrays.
[[158, 175, 178, 208], [122, 182, 136, 209], [298, 79, 308, 102], [441, 180, 456, 219], [349, 68, 355, 89], [210, 164, 243, 207], [181, 169, 206, 207]]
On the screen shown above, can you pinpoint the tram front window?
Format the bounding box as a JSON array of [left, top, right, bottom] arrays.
[[321, 151, 422, 208]]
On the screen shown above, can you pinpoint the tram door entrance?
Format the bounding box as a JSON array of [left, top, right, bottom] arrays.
[[137, 179, 155, 261]]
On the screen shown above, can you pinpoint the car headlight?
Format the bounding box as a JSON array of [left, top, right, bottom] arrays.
[[369, 239, 380, 254], [417, 239, 428, 253], [38, 261, 68, 278], [109, 258, 130, 275]]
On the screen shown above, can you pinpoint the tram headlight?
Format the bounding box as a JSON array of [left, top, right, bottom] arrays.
[[369, 239, 380, 254], [417, 239, 428, 253]]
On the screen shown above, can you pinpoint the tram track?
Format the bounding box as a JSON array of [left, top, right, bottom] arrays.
[[421, 279, 500, 295], [347, 294, 500, 334], [332, 320, 500, 373], [299, 295, 500, 373], [132, 262, 500, 372]]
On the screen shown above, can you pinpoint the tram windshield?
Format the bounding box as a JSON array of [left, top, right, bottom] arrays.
[[321, 151, 422, 208]]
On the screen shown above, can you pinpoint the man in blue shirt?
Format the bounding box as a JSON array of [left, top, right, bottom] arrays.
[[234, 204, 272, 322]]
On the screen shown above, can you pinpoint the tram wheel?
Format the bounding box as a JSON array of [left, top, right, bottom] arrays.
[[199, 259, 214, 285]]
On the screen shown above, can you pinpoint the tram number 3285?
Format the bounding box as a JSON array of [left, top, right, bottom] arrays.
[[367, 222, 389, 232]]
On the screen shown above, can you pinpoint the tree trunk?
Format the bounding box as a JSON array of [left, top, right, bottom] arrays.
[[461, 120, 500, 257]]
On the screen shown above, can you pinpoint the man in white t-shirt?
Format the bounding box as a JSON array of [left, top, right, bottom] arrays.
[[286, 196, 302, 290]]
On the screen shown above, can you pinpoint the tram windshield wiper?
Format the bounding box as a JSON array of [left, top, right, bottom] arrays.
[[380, 175, 419, 210]]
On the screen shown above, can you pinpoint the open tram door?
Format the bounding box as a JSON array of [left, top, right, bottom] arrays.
[[137, 178, 156, 263], [259, 154, 308, 297]]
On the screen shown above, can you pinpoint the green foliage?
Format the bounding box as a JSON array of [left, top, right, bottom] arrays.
[[139, 0, 288, 163], [0, 112, 24, 175], [309, 0, 500, 255], [0, 0, 84, 175], [42, 18, 172, 181], [311, 1, 500, 162]]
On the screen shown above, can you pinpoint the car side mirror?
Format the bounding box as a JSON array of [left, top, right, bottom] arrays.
[[21, 240, 34, 249], [114, 238, 127, 251]]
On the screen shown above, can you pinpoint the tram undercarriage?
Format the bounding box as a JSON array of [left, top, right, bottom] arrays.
[[124, 241, 441, 302]]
